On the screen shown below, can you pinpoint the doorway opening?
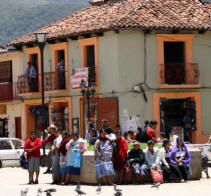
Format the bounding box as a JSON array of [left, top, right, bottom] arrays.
[[160, 98, 196, 142], [164, 42, 185, 84], [15, 117, 22, 139], [28, 105, 49, 137]]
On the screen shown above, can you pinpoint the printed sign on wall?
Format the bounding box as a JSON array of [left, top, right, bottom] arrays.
[[71, 68, 88, 88]]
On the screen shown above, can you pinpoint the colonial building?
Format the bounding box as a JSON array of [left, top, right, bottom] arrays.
[[8, 0, 211, 143], [0, 47, 24, 138]]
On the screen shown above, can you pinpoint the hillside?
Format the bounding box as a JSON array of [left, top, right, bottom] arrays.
[[0, 0, 89, 45]]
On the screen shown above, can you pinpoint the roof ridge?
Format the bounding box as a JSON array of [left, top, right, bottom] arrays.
[[8, 0, 211, 47]]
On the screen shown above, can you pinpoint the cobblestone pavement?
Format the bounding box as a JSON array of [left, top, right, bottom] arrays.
[[0, 167, 211, 196]]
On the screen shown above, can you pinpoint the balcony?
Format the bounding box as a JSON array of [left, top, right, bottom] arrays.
[[17, 75, 39, 94], [44, 71, 67, 92], [159, 63, 200, 88], [0, 82, 20, 102]]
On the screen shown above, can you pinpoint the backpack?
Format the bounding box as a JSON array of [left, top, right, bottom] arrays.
[[19, 152, 28, 170]]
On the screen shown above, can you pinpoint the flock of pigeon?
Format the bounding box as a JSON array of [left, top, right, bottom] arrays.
[[19, 182, 123, 196], [20, 181, 161, 196]]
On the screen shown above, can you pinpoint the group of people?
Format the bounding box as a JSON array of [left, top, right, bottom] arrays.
[[94, 127, 191, 185], [23, 119, 191, 186], [24, 59, 65, 92], [24, 124, 87, 185]]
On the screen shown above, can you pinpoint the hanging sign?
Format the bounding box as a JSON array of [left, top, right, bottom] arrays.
[[71, 68, 89, 88]]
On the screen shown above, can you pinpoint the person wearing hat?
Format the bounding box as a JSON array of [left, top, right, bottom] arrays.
[[101, 119, 109, 130], [127, 141, 148, 183], [42, 124, 57, 174]]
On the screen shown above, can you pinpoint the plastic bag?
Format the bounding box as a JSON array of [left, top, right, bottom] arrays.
[[125, 166, 132, 182], [151, 169, 164, 183], [73, 149, 82, 168]]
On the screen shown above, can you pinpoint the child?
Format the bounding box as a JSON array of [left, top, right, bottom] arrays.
[[58, 130, 70, 185], [124, 131, 132, 143], [114, 130, 128, 184]]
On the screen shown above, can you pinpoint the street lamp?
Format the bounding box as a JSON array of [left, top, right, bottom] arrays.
[[80, 79, 96, 123], [34, 32, 48, 158]]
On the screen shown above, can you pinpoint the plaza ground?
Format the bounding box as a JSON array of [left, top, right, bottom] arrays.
[[0, 167, 211, 196]]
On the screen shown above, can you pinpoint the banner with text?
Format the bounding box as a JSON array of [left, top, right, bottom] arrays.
[[71, 67, 89, 88]]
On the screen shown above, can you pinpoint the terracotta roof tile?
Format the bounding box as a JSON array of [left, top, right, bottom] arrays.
[[8, 0, 211, 46]]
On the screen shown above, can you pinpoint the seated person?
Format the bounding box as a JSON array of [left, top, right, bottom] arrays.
[[144, 120, 149, 129], [135, 127, 142, 142], [124, 131, 132, 143], [85, 123, 94, 143], [169, 130, 178, 146], [89, 128, 98, 145], [156, 139, 172, 181], [140, 120, 158, 143], [157, 132, 165, 143], [127, 141, 148, 183], [144, 140, 160, 177], [170, 137, 191, 182], [128, 130, 135, 140]]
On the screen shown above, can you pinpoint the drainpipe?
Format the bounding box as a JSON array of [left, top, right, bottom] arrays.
[[141, 31, 150, 90], [139, 31, 150, 103]]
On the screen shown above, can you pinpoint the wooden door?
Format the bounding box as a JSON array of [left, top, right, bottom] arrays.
[[15, 117, 22, 139], [97, 97, 118, 131]]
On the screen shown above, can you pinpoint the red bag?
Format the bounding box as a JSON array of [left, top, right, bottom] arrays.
[[151, 170, 164, 184], [125, 167, 132, 182]]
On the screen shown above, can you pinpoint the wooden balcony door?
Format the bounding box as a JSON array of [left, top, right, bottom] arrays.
[[15, 117, 22, 139]]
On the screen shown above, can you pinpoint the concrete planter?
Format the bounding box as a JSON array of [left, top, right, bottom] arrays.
[[69, 149, 202, 184]]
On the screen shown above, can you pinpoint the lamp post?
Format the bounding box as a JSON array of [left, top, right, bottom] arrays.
[[80, 79, 96, 124], [34, 32, 48, 157]]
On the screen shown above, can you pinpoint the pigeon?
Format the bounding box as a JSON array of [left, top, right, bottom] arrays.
[[46, 191, 52, 196], [37, 188, 43, 196], [114, 184, 122, 196], [44, 189, 56, 193], [114, 184, 122, 192], [77, 181, 81, 190], [20, 190, 25, 196], [23, 188, 29, 196], [114, 192, 122, 196], [151, 182, 161, 188], [96, 184, 101, 194], [20, 188, 28, 196], [75, 187, 86, 196]]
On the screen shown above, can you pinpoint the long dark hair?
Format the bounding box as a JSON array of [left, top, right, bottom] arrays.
[[162, 138, 170, 147]]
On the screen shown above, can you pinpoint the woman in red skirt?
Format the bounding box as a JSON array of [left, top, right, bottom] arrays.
[[114, 130, 128, 184]]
